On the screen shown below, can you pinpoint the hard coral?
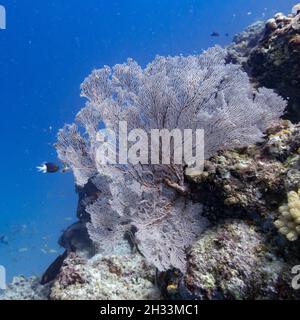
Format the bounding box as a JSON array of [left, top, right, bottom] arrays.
[[50, 252, 160, 300], [274, 189, 300, 241], [183, 221, 300, 300], [228, 4, 300, 122]]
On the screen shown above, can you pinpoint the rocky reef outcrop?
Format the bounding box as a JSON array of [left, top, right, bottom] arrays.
[[183, 221, 299, 300], [228, 21, 266, 67], [50, 249, 160, 300], [158, 120, 300, 300], [229, 4, 300, 122], [191, 120, 300, 220]]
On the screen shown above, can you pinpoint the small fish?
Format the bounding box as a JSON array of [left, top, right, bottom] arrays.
[[41, 242, 58, 254], [210, 31, 220, 37], [37, 162, 60, 173], [18, 247, 28, 253], [225, 33, 229, 37], [41, 248, 57, 254]]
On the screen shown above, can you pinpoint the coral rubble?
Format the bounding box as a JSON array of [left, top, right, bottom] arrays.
[[0, 276, 50, 300], [50, 251, 160, 300]]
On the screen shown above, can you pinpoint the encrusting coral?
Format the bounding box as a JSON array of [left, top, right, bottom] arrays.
[[274, 189, 300, 241], [190, 120, 300, 220], [183, 221, 300, 300]]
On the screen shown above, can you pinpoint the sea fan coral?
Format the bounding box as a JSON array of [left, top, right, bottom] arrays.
[[57, 46, 286, 189], [56, 46, 286, 272]]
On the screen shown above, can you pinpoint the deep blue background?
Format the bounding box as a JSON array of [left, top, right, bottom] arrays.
[[0, 0, 296, 280]]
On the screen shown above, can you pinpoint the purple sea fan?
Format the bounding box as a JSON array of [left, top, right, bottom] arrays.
[[56, 46, 287, 272]]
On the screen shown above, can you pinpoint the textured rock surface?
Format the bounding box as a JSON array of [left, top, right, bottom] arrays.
[[229, 5, 300, 122], [50, 251, 161, 300], [157, 121, 300, 300], [248, 9, 300, 121], [228, 21, 266, 67], [184, 221, 300, 300], [0, 276, 50, 300], [191, 120, 300, 221]]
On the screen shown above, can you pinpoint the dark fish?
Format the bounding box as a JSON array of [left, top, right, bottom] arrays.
[[37, 162, 60, 173], [40, 250, 68, 285], [210, 31, 220, 37]]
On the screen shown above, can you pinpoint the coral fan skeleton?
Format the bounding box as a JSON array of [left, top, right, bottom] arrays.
[[56, 46, 286, 272]]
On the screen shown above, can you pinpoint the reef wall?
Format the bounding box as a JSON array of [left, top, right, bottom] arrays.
[[229, 5, 300, 122]]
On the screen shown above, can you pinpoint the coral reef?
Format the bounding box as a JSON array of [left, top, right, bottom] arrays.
[[7, 3, 300, 300], [248, 8, 300, 121], [183, 221, 300, 300], [190, 120, 300, 221], [229, 4, 300, 122], [274, 189, 300, 241], [50, 251, 160, 300], [154, 120, 300, 299], [0, 276, 50, 300]]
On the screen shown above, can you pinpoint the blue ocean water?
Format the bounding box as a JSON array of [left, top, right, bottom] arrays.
[[0, 0, 297, 281]]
